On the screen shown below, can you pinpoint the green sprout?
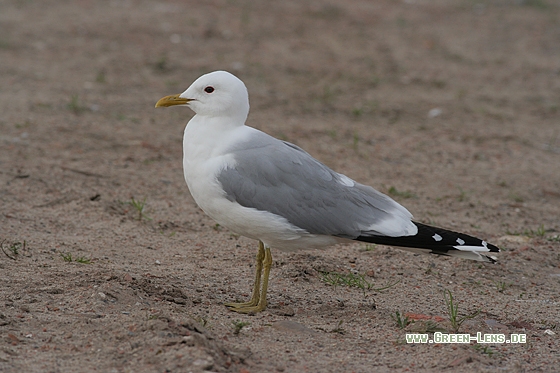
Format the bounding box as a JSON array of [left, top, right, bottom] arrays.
[[1, 240, 25, 260], [320, 271, 400, 296], [391, 311, 412, 329], [232, 320, 250, 335], [443, 289, 479, 332], [61, 252, 73, 262], [127, 197, 151, 221]]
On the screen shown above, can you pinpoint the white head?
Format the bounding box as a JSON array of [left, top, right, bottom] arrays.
[[155, 71, 250, 123]]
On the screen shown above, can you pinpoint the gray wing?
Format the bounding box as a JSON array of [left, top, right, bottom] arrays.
[[217, 133, 415, 238]]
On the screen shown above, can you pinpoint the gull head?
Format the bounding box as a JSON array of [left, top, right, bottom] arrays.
[[155, 70, 249, 122]]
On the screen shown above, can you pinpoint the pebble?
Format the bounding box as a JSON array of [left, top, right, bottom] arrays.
[[271, 320, 314, 334], [428, 108, 442, 118], [484, 319, 508, 331]]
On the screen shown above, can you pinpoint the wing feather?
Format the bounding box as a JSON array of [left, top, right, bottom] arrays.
[[217, 133, 416, 238]]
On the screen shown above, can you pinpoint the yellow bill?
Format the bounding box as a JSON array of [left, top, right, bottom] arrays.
[[155, 94, 193, 108]]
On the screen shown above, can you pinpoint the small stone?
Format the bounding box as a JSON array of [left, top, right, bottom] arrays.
[[484, 319, 508, 331], [192, 357, 213, 369], [428, 108, 442, 118], [271, 306, 295, 317], [271, 320, 314, 334]]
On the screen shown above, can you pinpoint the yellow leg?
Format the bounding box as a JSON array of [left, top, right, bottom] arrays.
[[225, 241, 272, 313], [258, 246, 273, 311]]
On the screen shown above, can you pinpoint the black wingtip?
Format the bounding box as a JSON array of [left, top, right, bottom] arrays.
[[355, 221, 500, 263]]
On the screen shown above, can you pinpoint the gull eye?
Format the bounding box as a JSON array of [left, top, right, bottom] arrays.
[[204, 86, 215, 93]]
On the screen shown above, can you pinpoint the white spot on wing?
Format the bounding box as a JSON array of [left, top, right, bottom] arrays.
[[456, 238, 465, 245], [453, 245, 491, 252], [337, 173, 355, 187], [432, 233, 443, 241]]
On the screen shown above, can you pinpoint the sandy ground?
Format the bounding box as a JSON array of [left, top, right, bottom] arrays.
[[1, 0, 560, 372]]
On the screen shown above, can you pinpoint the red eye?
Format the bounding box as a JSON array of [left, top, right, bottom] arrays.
[[204, 86, 214, 93]]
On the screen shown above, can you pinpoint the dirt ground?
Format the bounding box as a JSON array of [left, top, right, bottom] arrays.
[[1, 0, 559, 372]]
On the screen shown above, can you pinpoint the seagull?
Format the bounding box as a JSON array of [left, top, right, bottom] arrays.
[[155, 70, 499, 313]]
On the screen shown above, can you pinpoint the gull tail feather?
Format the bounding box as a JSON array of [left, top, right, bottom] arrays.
[[355, 221, 499, 263]]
